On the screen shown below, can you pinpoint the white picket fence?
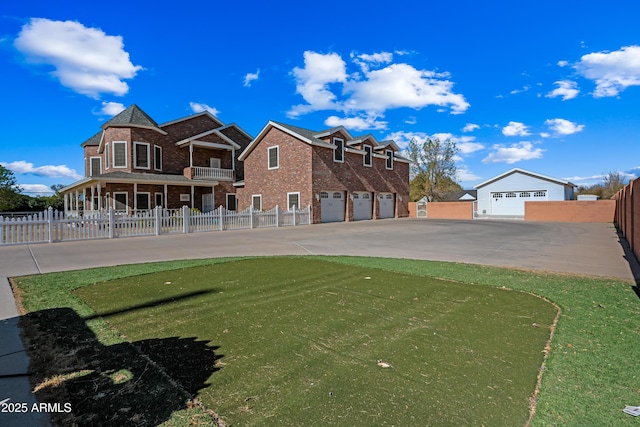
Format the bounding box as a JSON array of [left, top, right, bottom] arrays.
[[0, 205, 311, 246]]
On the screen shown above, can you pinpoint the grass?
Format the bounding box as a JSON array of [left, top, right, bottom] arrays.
[[12, 256, 640, 426]]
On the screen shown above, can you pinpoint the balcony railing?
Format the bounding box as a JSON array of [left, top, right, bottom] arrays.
[[191, 166, 234, 181]]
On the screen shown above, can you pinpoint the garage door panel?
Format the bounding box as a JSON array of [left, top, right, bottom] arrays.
[[321, 191, 345, 223], [379, 193, 395, 219], [353, 192, 373, 220]]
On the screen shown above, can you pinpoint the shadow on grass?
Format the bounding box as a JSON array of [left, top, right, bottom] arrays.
[[614, 227, 640, 298], [21, 301, 222, 425]]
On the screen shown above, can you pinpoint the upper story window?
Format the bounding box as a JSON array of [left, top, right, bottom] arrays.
[[105, 143, 110, 169], [112, 141, 127, 168], [154, 145, 162, 171], [385, 149, 394, 170], [134, 142, 150, 170], [268, 146, 279, 169], [90, 157, 101, 176], [333, 138, 344, 162], [363, 145, 372, 167]]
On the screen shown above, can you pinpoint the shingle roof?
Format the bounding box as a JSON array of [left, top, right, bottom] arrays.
[[81, 131, 103, 147], [271, 121, 324, 143], [102, 104, 161, 130]]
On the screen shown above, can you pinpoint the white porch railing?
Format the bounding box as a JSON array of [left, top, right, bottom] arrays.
[[0, 205, 312, 246], [192, 166, 234, 181]]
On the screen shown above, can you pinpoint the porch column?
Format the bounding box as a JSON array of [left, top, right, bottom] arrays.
[[189, 143, 193, 167], [64, 193, 68, 213], [232, 148, 235, 171], [164, 184, 168, 209], [75, 191, 80, 213], [212, 185, 216, 209], [133, 183, 138, 212], [90, 186, 95, 211], [97, 184, 102, 210], [191, 185, 194, 209]]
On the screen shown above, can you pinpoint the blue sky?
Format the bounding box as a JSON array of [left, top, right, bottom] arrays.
[[1, 0, 639, 195]]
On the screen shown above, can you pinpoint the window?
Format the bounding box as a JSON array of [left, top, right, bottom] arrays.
[[155, 193, 163, 208], [268, 146, 279, 169], [363, 145, 372, 167], [353, 193, 359, 199], [493, 193, 503, 198], [105, 143, 110, 169], [134, 142, 150, 169], [534, 191, 547, 198], [333, 138, 344, 162], [252, 195, 262, 210], [519, 192, 531, 198], [386, 194, 393, 199], [385, 149, 394, 170], [362, 193, 370, 199], [154, 145, 162, 171], [333, 192, 343, 199], [320, 191, 328, 199], [210, 157, 221, 169], [113, 141, 127, 168], [114, 192, 128, 211], [226, 194, 237, 211], [90, 157, 101, 176], [136, 193, 150, 210], [287, 192, 300, 210], [505, 192, 516, 198]]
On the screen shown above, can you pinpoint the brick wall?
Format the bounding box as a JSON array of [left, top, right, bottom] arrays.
[[424, 202, 473, 219], [613, 178, 639, 262], [524, 200, 615, 222]]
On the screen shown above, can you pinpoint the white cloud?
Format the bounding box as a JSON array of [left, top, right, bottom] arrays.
[[574, 45, 640, 97], [324, 114, 388, 131], [482, 142, 544, 164], [539, 132, 551, 138], [190, 102, 220, 116], [462, 123, 479, 132], [244, 69, 260, 87], [546, 80, 579, 100], [545, 118, 585, 135], [14, 18, 142, 98], [510, 85, 530, 95], [457, 165, 481, 182], [558, 60, 569, 67], [404, 116, 417, 125], [288, 51, 469, 123], [98, 101, 125, 116], [457, 140, 485, 154], [19, 184, 54, 195], [385, 131, 484, 154], [385, 131, 429, 150], [502, 121, 531, 137], [1, 161, 82, 180]]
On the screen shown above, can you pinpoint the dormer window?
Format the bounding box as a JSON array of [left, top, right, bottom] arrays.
[[363, 145, 372, 167], [385, 149, 394, 170], [333, 138, 344, 162]]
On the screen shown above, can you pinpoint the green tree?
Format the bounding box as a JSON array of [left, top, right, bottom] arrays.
[[0, 165, 22, 211], [407, 137, 460, 201]]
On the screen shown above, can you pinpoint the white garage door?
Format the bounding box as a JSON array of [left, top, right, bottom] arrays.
[[320, 191, 345, 223], [353, 192, 373, 221], [378, 193, 395, 219], [490, 191, 546, 216]]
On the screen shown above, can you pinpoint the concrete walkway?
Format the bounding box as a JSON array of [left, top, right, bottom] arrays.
[[1, 219, 637, 426]]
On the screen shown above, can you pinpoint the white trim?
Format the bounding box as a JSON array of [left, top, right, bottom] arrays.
[[333, 137, 345, 163], [113, 192, 128, 211], [385, 149, 394, 170], [154, 145, 162, 171], [155, 192, 163, 208], [287, 192, 301, 210], [135, 192, 151, 210], [134, 141, 151, 170], [252, 194, 262, 211], [226, 193, 237, 210], [474, 168, 576, 189], [314, 126, 354, 140], [89, 156, 102, 176], [363, 145, 372, 167], [105, 143, 110, 169], [112, 141, 127, 168], [268, 145, 279, 170]]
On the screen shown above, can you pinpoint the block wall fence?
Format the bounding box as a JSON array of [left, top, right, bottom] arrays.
[[613, 177, 640, 263]]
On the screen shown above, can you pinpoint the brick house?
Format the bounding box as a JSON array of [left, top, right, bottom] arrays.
[[236, 121, 410, 223], [61, 104, 252, 214]]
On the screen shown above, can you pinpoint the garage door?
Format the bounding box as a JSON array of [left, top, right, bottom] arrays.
[[353, 192, 373, 220], [320, 191, 345, 223], [378, 193, 395, 219], [490, 191, 546, 216]]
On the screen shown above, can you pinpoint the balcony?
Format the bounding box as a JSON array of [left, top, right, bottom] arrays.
[[184, 166, 234, 181]]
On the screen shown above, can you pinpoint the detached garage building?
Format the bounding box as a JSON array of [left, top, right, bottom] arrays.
[[475, 168, 576, 218]]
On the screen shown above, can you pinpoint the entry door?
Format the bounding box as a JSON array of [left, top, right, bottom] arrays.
[[202, 192, 214, 213]]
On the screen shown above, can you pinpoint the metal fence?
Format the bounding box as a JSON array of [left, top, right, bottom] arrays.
[[0, 205, 311, 246]]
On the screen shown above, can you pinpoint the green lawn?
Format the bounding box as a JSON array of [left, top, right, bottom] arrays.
[[13, 256, 640, 426]]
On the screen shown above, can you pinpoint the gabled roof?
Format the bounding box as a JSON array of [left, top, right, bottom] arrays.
[[239, 121, 335, 160], [374, 140, 400, 152], [159, 111, 224, 129], [175, 128, 242, 150], [474, 168, 576, 189], [81, 131, 104, 147], [313, 126, 354, 141], [216, 123, 254, 142], [347, 133, 377, 146], [101, 104, 167, 135]]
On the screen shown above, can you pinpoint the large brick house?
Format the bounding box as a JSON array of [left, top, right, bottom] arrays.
[[61, 104, 252, 214], [236, 121, 410, 223]]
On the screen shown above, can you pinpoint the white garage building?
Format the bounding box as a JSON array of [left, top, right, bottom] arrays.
[[475, 168, 576, 218]]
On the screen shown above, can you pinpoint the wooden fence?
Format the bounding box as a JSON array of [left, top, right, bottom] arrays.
[[613, 178, 640, 262], [0, 205, 311, 246]]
